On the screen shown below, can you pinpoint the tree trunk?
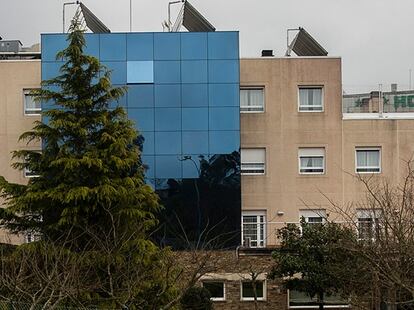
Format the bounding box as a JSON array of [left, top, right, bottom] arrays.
[[318, 291, 324, 310]]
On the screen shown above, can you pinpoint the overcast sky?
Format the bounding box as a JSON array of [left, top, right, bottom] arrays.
[[2, 0, 414, 93]]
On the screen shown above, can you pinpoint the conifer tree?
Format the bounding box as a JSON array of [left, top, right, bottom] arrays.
[[0, 14, 159, 246]]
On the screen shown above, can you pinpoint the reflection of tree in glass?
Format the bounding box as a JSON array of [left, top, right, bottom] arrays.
[[154, 151, 241, 249]]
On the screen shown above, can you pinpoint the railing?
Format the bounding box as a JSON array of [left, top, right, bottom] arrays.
[[343, 91, 414, 115]]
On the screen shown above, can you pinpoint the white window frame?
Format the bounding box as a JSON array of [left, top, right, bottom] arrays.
[[23, 89, 41, 116], [202, 281, 226, 301], [241, 211, 266, 248], [298, 86, 324, 112], [240, 87, 265, 113], [356, 209, 381, 241], [240, 280, 266, 301], [298, 148, 325, 175], [355, 147, 381, 174], [241, 148, 266, 175], [299, 209, 327, 224]]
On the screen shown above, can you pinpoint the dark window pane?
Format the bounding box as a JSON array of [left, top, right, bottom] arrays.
[[182, 84, 208, 107], [181, 33, 208, 60], [208, 60, 239, 83], [127, 33, 154, 60], [155, 132, 181, 155], [209, 84, 239, 107], [154, 33, 180, 60], [41, 34, 67, 62], [101, 62, 126, 84], [155, 85, 181, 107], [141, 131, 155, 155], [42, 62, 62, 81], [182, 108, 208, 131], [208, 32, 239, 60], [155, 155, 182, 179], [242, 281, 263, 298], [182, 154, 206, 178], [142, 155, 155, 178], [155, 108, 181, 131], [100, 34, 126, 61], [108, 85, 127, 108], [182, 131, 209, 154], [203, 282, 224, 299], [128, 108, 154, 132], [84, 34, 100, 58], [209, 131, 240, 154], [209, 107, 240, 130], [154, 61, 181, 84], [181, 60, 208, 84], [128, 85, 154, 108]]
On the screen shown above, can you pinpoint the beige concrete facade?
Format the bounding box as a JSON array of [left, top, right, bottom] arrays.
[[240, 57, 414, 246], [0, 60, 41, 244]]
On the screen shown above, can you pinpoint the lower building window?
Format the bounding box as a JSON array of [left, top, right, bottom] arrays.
[[241, 281, 265, 301], [203, 281, 225, 301], [357, 209, 380, 241], [242, 211, 266, 248], [298, 148, 325, 174], [299, 209, 326, 224], [241, 148, 265, 175], [24, 89, 41, 115], [288, 290, 349, 308], [355, 148, 381, 173]]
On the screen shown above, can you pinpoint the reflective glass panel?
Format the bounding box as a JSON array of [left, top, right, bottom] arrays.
[[155, 85, 181, 107], [128, 108, 154, 131], [141, 131, 155, 155], [209, 107, 240, 130], [42, 62, 62, 81], [209, 131, 240, 154], [182, 84, 208, 107], [208, 60, 239, 83], [181, 60, 208, 84], [182, 108, 208, 131], [100, 34, 126, 61], [127, 33, 154, 60], [155, 132, 181, 155], [182, 131, 208, 154], [155, 155, 182, 179], [154, 33, 180, 60], [182, 154, 206, 178], [84, 34, 100, 58], [101, 62, 126, 84], [209, 84, 239, 107], [108, 85, 127, 108], [142, 155, 155, 178], [181, 33, 208, 60], [208, 32, 239, 60], [127, 61, 154, 84], [127, 85, 154, 108], [154, 61, 181, 84], [41, 34, 68, 62], [155, 108, 181, 131]]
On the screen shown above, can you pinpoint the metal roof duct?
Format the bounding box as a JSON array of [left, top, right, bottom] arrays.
[[286, 27, 327, 56], [80, 3, 110, 33], [172, 1, 215, 32]]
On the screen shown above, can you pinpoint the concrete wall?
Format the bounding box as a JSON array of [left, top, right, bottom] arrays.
[[240, 57, 414, 246], [0, 60, 41, 244]]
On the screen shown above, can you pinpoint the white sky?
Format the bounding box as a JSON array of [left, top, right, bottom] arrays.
[[2, 0, 414, 93]]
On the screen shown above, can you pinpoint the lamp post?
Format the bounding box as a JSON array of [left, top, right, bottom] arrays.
[[63, 1, 80, 33], [179, 155, 202, 239]]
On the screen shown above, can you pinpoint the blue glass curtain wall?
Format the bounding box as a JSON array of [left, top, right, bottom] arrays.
[[41, 31, 241, 248]]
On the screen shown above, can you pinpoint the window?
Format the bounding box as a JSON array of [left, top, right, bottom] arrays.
[[203, 281, 225, 301], [298, 148, 325, 174], [357, 209, 380, 241], [288, 290, 349, 308], [242, 211, 266, 247], [24, 167, 40, 178], [240, 87, 264, 112], [298, 87, 323, 112], [355, 148, 381, 173], [24, 89, 41, 115], [127, 61, 154, 84], [25, 231, 40, 243], [299, 209, 326, 224], [241, 281, 265, 301], [241, 148, 265, 175]]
